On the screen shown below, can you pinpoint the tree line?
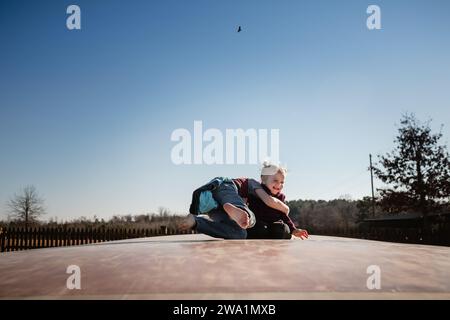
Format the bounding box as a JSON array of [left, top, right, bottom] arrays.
[[2, 114, 449, 232]]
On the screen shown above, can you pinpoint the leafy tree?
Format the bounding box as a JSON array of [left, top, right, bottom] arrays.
[[373, 114, 450, 226], [356, 196, 376, 222]]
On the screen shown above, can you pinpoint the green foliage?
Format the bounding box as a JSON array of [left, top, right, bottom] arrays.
[[373, 113, 450, 214], [287, 199, 361, 231], [356, 196, 377, 221]]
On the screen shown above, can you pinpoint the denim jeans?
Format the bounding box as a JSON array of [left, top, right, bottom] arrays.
[[194, 209, 247, 240], [192, 177, 256, 239], [211, 178, 256, 228]]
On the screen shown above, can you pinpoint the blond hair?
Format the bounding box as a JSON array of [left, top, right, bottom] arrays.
[[260, 161, 287, 182]]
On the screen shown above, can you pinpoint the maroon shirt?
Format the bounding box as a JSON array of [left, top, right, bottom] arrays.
[[233, 178, 296, 233], [232, 177, 250, 198]]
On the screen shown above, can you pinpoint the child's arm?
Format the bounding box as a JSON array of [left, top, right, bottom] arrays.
[[254, 189, 290, 214], [292, 228, 309, 240]]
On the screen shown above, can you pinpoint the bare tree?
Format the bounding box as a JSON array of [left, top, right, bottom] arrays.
[[7, 185, 46, 227]]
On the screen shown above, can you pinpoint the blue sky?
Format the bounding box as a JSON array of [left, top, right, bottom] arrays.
[[1, 0, 449, 221]]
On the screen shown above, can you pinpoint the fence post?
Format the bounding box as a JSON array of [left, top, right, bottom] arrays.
[[79, 227, 83, 245], [42, 227, 46, 248], [40, 227, 44, 248], [55, 228, 59, 247], [46, 227, 50, 248], [79, 228, 83, 245], [70, 228, 73, 246], [9, 228, 13, 251], [47, 227, 51, 248], [80, 227, 84, 245], [22, 227, 26, 250], [6, 228, 11, 252], [85, 228, 89, 245], [22, 227, 27, 250], [6, 227, 10, 251], [45, 227, 49, 248], [87, 228, 91, 244], [54, 227, 58, 247], [24, 227, 29, 250], [66, 228, 71, 246], [60, 227, 65, 247], [62, 228, 67, 247], [29, 227, 33, 249], [91, 228, 95, 244], [0, 228, 5, 252], [54, 227, 59, 247], [74, 228, 78, 246], [17, 227, 24, 251], [36, 227, 41, 248], [3, 228, 8, 252], [15, 227, 19, 251], [29, 227, 34, 249], [49, 228, 54, 248], [30, 228, 35, 249], [37, 227, 41, 248]]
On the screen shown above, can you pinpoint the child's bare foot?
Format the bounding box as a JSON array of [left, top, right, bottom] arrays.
[[223, 203, 250, 229], [177, 214, 196, 231]]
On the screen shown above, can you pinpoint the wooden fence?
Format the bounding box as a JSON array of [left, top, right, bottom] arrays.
[[2, 225, 449, 253], [311, 225, 450, 246], [0, 226, 193, 252]]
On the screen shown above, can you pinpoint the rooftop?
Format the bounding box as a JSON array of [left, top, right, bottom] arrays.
[[1, 234, 449, 299]]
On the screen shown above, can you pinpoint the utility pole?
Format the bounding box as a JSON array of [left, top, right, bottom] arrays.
[[369, 154, 376, 218]]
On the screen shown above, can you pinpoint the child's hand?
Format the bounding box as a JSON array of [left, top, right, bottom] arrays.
[[292, 229, 309, 240]]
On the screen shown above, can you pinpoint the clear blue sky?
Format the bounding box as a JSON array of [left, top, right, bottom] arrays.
[[1, 0, 449, 221]]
